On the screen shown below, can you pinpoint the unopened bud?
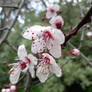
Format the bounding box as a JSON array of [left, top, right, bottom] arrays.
[[1, 89, 6, 92], [86, 25, 90, 30], [86, 32, 92, 38], [6, 89, 11, 92], [10, 85, 16, 91], [69, 49, 80, 56]]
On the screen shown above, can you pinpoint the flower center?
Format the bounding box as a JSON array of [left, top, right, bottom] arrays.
[[43, 56, 50, 64], [55, 20, 62, 29], [43, 30, 54, 41], [49, 8, 55, 13], [19, 61, 27, 70], [25, 57, 31, 64]]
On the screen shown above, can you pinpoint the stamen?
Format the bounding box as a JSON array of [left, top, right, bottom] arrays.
[[25, 57, 31, 63], [19, 61, 27, 70], [43, 30, 54, 41]]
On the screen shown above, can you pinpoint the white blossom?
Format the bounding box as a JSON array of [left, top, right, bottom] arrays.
[[9, 45, 37, 84], [49, 16, 64, 29], [46, 4, 60, 19], [23, 26, 65, 58], [36, 53, 62, 83]]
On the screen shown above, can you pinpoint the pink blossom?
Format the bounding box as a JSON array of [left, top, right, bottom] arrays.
[[23, 26, 65, 58], [86, 32, 92, 38], [46, 4, 60, 19], [36, 53, 62, 83], [69, 49, 80, 56], [49, 16, 64, 29], [10, 85, 16, 91], [9, 45, 38, 84]]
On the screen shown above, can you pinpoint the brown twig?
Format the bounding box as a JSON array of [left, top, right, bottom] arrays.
[[63, 6, 92, 46], [0, 0, 25, 46]]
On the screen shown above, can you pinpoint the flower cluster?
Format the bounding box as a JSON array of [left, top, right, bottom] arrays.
[[46, 4, 64, 29], [9, 4, 65, 85], [1, 85, 16, 92]]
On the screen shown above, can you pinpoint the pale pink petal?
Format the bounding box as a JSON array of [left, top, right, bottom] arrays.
[[22, 25, 43, 40], [49, 63, 62, 77], [46, 11, 57, 19], [18, 45, 27, 60], [53, 28, 65, 44], [9, 64, 21, 84], [36, 65, 49, 83], [31, 38, 46, 54], [29, 64, 35, 78], [27, 54, 38, 65], [53, 4, 60, 11], [49, 41, 61, 58]]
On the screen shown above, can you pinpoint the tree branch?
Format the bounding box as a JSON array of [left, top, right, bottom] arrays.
[[5, 40, 17, 52], [0, 0, 25, 46], [63, 6, 92, 46]]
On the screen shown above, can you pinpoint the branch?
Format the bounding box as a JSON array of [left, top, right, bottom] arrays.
[[0, 5, 18, 9], [24, 72, 31, 92], [0, 0, 25, 46], [68, 41, 92, 65], [5, 40, 17, 52], [63, 6, 92, 46]]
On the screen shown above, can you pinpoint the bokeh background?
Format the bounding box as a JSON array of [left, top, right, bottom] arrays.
[[0, 0, 92, 92]]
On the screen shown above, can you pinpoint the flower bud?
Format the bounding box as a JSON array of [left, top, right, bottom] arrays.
[[69, 49, 80, 56], [6, 89, 11, 92], [86, 25, 90, 30], [1, 89, 6, 92], [86, 32, 92, 38], [10, 85, 16, 91]]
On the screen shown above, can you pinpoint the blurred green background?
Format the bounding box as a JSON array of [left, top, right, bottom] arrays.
[[0, 0, 92, 92]]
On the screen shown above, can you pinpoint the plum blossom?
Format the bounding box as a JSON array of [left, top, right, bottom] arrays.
[[86, 32, 92, 38], [23, 26, 65, 58], [9, 45, 37, 84], [46, 4, 60, 19], [49, 16, 64, 29], [36, 53, 62, 83], [69, 49, 80, 56]]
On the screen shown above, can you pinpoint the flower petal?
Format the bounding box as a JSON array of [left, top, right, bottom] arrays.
[[50, 63, 62, 77], [31, 38, 46, 54], [27, 54, 38, 65], [9, 64, 21, 84], [46, 11, 57, 19], [53, 28, 65, 44], [22, 25, 43, 40], [18, 45, 27, 60], [36, 65, 49, 83], [49, 41, 62, 58], [29, 64, 35, 78]]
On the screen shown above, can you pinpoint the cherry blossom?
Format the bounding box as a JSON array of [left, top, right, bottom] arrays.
[[86, 32, 92, 38], [23, 26, 65, 58], [69, 49, 80, 56], [49, 16, 64, 29], [46, 4, 60, 19], [9, 45, 37, 84], [36, 53, 62, 83]]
